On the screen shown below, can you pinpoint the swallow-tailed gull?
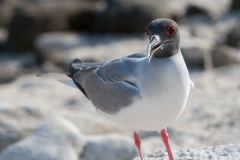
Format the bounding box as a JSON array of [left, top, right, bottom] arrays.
[[65, 18, 194, 160]]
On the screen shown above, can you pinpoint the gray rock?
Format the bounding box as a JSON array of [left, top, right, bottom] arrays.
[[7, 0, 105, 52], [0, 53, 36, 84], [179, 18, 240, 69], [0, 103, 49, 152], [182, 11, 240, 49], [211, 45, 240, 67], [0, 58, 21, 83], [167, 0, 231, 20], [81, 134, 137, 160], [34, 32, 82, 69], [181, 46, 205, 69], [180, 34, 214, 69], [95, 0, 174, 33], [231, 0, 240, 10], [0, 118, 85, 160], [134, 144, 240, 160], [225, 23, 240, 48]]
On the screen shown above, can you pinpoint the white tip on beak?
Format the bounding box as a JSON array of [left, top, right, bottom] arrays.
[[147, 35, 161, 63], [147, 45, 154, 63]]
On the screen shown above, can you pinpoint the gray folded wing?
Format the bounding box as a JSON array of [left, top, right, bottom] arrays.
[[71, 58, 143, 114]]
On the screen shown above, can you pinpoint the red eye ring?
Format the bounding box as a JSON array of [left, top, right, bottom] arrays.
[[166, 25, 177, 36], [145, 26, 149, 35]]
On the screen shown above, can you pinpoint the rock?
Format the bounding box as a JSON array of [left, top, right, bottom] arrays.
[[81, 134, 137, 160], [64, 112, 125, 135], [184, 0, 231, 19], [0, 53, 37, 84], [225, 23, 240, 48], [0, 57, 21, 83], [179, 19, 236, 69], [95, 0, 174, 33], [7, 0, 105, 52], [134, 144, 240, 160], [231, 0, 240, 10], [0, 103, 51, 152], [181, 46, 205, 69], [34, 32, 82, 68], [211, 45, 240, 67], [180, 34, 214, 69], [167, 0, 231, 20], [68, 1, 106, 31], [185, 5, 210, 17], [182, 11, 240, 51], [0, 74, 127, 139], [214, 12, 240, 37], [0, 118, 85, 160]]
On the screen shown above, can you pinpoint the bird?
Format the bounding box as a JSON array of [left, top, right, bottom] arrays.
[[47, 18, 194, 160]]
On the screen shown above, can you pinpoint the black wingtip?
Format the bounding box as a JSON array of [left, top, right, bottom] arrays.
[[68, 58, 89, 99], [69, 58, 82, 77]]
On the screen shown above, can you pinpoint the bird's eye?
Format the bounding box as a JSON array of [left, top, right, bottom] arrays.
[[145, 26, 149, 35], [166, 25, 177, 36]]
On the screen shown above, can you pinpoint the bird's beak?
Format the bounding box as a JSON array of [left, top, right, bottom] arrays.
[[147, 35, 163, 63]]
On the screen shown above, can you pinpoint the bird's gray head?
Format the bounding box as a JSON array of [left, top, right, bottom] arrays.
[[146, 18, 180, 62]]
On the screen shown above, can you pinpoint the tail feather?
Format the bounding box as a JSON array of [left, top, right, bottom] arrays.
[[38, 58, 90, 99], [36, 73, 77, 88]]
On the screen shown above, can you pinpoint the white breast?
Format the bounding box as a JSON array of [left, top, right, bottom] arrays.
[[111, 52, 191, 131]]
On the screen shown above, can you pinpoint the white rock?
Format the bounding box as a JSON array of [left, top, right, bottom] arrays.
[[0, 103, 51, 152], [0, 118, 85, 160], [134, 144, 240, 160], [81, 134, 137, 160]]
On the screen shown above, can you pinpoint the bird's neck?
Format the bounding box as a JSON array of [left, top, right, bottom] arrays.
[[154, 47, 180, 58]]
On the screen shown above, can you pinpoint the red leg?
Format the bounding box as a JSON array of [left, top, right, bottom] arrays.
[[160, 128, 174, 160], [133, 131, 144, 160]]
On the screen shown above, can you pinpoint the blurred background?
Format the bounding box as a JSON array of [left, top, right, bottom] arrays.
[[0, 0, 240, 160]]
